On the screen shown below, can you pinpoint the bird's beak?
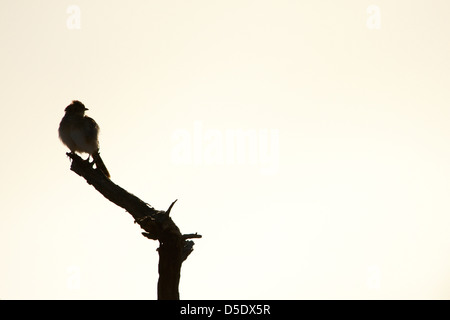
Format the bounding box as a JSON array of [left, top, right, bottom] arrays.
[[85, 107, 89, 111]]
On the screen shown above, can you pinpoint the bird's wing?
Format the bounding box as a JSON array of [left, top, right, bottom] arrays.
[[69, 116, 100, 153], [83, 116, 100, 143]]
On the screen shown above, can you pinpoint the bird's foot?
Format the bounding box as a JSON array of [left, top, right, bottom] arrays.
[[66, 151, 76, 159], [84, 155, 93, 164]]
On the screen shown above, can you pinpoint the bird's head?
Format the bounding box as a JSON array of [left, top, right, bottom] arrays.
[[65, 100, 88, 115]]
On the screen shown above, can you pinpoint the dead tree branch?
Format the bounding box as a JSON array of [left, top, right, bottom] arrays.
[[66, 152, 201, 300]]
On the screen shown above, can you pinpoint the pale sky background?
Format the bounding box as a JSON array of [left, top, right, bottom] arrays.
[[1, 0, 449, 299]]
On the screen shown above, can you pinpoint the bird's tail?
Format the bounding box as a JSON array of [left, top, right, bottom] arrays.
[[92, 150, 110, 178]]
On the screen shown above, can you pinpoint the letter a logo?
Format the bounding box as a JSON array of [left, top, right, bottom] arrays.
[[366, 5, 381, 30], [67, 5, 81, 30]]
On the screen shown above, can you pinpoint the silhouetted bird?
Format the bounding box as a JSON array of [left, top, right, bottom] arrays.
[[59, 100, 110, 178]]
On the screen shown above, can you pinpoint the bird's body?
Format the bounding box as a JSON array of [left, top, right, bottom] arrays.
[[59, 100, 110, 178]]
